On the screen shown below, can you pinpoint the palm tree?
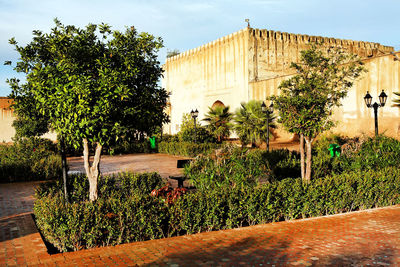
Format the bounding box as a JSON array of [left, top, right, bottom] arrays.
[[233, 100, 276, 147], [203, 105, 232, 143], [393, 92, 400, 108]]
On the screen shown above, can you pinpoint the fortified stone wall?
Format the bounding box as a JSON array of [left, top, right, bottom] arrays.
[[0, 97, 15, 142], [163, 27, 398, 138], [0, 97, 56, 142], [250, 52, 400, 138], [248, 28, 394, 82], [163, 28, 250, 134]]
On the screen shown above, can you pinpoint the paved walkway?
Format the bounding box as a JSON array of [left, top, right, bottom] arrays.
[[1, 153, 400, 266], [68, 153, 190, 187]]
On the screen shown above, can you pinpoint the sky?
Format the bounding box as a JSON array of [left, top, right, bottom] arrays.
[[1, 0, 400, 96]]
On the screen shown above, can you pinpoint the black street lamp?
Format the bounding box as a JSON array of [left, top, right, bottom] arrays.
[[190, 109, 199, 143], [261, 101, 274, 152], [364, 90, 387, 136]]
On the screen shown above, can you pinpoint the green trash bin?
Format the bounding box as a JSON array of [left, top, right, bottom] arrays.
[[328, 144, 341, 158], [149, 136, 156, 150]]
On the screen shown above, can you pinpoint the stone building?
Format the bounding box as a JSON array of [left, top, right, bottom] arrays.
[[0, 97, 15, 142], [162, 27, 400, 139], [0, 98, 56, 142]]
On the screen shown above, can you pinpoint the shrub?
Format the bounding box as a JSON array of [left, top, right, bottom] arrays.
[[178, 166, 400, 229], [312, 134, 351, 178], [179, 126, 217, 143], [176, 113, 217, 143], [350, 135, 400, 170], [158, 141, 222, 157], [312, 135, 400, 178], [185, 146, 300, 191], [0, 137, 61, 182], [161, 134, 179, 143], [34, 135, 400, 253], [64, 139, 153, 156], [34, 191, 168, 252], [36, 172, 164, 202], [34, 172, 166, 252], [35, 166, 400, 252], [106, 140, 153, 155]]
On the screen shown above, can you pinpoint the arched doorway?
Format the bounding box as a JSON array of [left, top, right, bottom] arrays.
[[211, 100, 225, 109]]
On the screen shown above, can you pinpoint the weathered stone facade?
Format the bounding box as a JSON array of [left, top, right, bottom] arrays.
[[0, 98, 56, 142], [0, 97, 15, 142], [163, 27, 400, 139]]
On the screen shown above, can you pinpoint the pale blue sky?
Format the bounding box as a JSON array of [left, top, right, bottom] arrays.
[[1, 0, 399, 96]]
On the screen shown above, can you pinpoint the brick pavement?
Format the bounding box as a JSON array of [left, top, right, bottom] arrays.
[[1, 154, 400, 266]]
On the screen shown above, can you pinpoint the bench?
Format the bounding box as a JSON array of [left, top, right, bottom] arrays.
[[169, 159, 191, 188]]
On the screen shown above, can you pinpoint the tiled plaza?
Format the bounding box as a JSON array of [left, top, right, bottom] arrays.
[[1, 153, 400, 266]]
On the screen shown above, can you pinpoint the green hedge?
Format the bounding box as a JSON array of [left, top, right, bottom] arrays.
[[173, 167, 400, 233], [158, 141, 222, 157], [0, 137, 61, 183], [34, 172, 166, 252], [35, 166, 400, 252], [36, 172, 164, 202], [185, 146, 300, 191], [63, 139, 154, 157], [105, 140, 154, 155], [312, 135, 400, 178]]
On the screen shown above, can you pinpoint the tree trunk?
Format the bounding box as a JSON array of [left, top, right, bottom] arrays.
[[83, 138, 102, 201], [60, 136, 69, 203], [304, 136, 313, 182], [299, 134, 305, 180]]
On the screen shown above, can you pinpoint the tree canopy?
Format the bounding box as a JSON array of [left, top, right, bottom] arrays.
[[271, 45, 366, 181], [6, 19, 169, 200]]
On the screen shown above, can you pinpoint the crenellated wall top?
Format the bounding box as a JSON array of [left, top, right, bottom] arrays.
[[249, 28, 393, 53], [164, 27, 394, 64], [165, 27, 249, 63]]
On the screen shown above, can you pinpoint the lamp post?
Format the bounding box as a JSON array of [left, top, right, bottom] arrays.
[[364, 90, 387, 136], [261, 101, 274, 151], [190, 109, 199, 143]]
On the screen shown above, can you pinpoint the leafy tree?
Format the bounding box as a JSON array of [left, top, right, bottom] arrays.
[[10, 93, 73, 203], [9, 87, 50, 139], [271, 45, 366, 181], [12, 116, 49, 139], [6, 19, 168, 201], [179, 113, 196, 132], [233, 100, 276, 147], [178, 113, 216, 143], [203, 105, 232, 143]]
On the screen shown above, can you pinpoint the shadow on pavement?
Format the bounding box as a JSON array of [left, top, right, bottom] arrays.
[[321, 247, 395, 266], [0, 213, 37, 243], [144, 233, 396, 266], [144, 235, 297, 266]]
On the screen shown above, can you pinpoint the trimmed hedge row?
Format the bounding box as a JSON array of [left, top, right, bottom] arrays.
[[158, 141, 222, 157], [185, 147, 300, 191], [35, 167, 400, 252]]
